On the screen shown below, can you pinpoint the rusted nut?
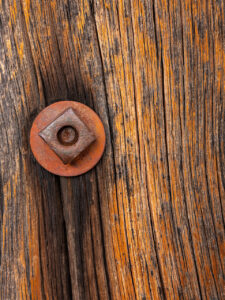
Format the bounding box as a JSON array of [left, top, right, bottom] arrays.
[[30, 101, 106, 176], [39, 107, 97, 164]]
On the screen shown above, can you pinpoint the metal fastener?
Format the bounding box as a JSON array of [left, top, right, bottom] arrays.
[[30, 101, 106, 176]]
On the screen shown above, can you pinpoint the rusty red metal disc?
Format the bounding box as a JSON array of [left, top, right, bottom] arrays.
[[30, 101, 106, 176]]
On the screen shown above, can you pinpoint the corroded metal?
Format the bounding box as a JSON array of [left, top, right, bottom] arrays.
[[39, 107, 96, 164], [30, 101, 106, 176]]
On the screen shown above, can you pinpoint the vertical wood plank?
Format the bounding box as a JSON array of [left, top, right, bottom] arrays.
[[0, 0, 71, 299], [0, 0, 224, 299]]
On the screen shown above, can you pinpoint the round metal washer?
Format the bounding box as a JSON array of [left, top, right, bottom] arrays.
[[30, 101, 106, 176]]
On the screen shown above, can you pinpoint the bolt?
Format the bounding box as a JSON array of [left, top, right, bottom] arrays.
[[57, 126, 78, 146], [30, 101, 106, 176]]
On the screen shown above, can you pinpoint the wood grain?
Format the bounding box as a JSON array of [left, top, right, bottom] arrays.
[[0, 0, 224, 299]]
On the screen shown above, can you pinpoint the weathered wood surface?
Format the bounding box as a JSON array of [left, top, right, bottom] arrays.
[[0, 0, 224, 299]]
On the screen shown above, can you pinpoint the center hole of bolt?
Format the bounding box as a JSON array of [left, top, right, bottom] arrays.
[[57, 126, 78, 146]]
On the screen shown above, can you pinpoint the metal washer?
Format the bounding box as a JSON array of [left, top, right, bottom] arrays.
[[30, 101, 106, 176]]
